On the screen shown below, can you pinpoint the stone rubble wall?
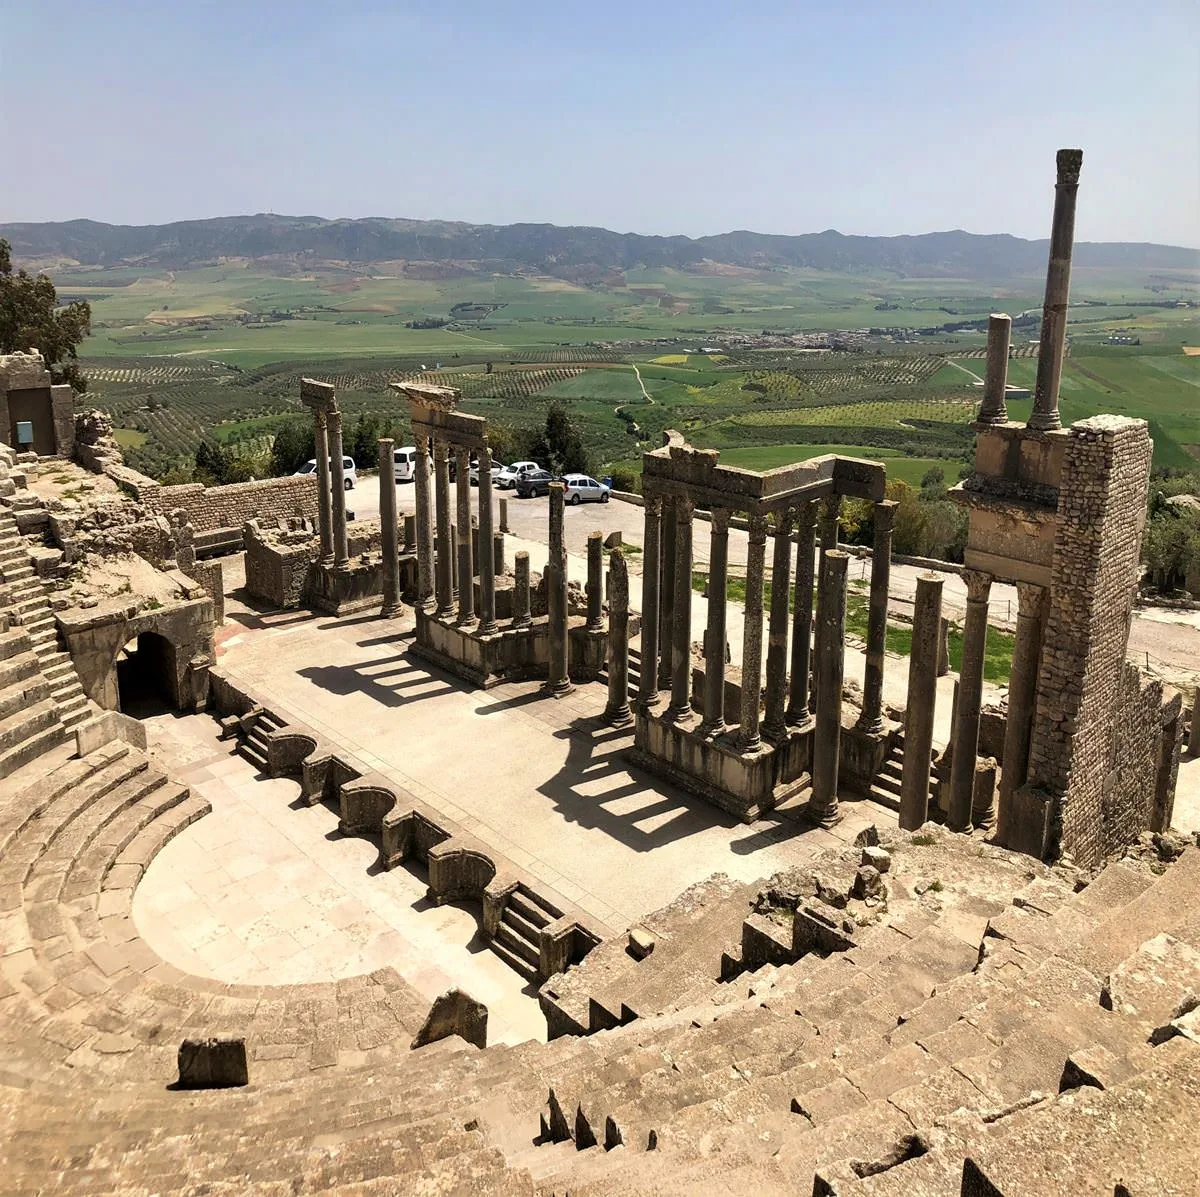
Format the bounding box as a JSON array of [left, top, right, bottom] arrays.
[[1104, 664, 1170, 851]]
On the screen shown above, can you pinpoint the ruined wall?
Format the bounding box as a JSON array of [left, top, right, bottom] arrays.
[[244, 531, 320, 609], [1025, 416, 1153, 867], [1103, 664, 1167, 852]]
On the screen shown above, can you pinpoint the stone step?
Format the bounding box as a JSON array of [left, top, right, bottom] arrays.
[[490, 929, 540, 983], [0, 674, 52, 723], [0, 721, 68, 785], [509, 888, 553, 931], [0, 649, 42, 692], [872, 772, 902, 797], [0, 697, 61, 759], [237, 741, 269, 772], [501, 902, 544, 948], [496, 921, 541, 968]]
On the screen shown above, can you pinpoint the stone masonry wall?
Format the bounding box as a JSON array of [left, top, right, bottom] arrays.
[[148, 476, 319, 533], [1025, 415, 1153, 868], [1105, 663, 1165, 852]]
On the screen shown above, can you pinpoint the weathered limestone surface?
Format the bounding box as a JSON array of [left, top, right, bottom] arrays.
[[411, 989, 488, 1051], [900, 573, 943, 831], [177, 1036, 249, 1089]]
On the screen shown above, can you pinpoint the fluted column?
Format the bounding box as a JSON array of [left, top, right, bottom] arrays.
[[638, 497, 663, 713], [433, 440, 453, 617], [586, 531, 604, 632], [328, 412, 349, 568], [658, 498, 676, 690], [948, 569, 993, 833], [455, 447, 475, 625], [313, 410, 333, 564], [811, 549, 849, 826], [413, 434, 435, 612], [738, 513, 769, 751], [546, 481, 571, 696], [701, 509, 731, 734], [997, 581, 1048, 843], [605, 549, 632, 727], [899, 573, 944, 830], [977, 314, 1012, 425], [668, 499, 695, 720], [857, 499, 897, 734], [512, 551, 531, 629], [787, 500, 817, 724], [377, 438, 401, 617], [476, 447, 497, 633], [763, 508, 794, 741]]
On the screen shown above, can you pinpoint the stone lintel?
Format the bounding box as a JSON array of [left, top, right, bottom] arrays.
[[962, 549, 1053, 590], [411, 406, 488, 452], [299, 377, 337, 413]]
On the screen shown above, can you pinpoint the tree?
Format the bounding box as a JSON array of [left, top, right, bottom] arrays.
[[530, 401, 589, 475], [269, 418, 315, 477], [886, 480, 926, 556], [0, 239, 92, 390], [194, 439, 233, 486]]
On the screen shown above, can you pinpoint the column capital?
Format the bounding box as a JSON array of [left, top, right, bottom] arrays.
[[433, 439, 449, 462], [414, 431, 429, 451], [747, 511, 769, 543], [710, 507, 731, 534], [774, 507, 795, 535], [874, 499, 899, 532], [1015, 580, 1049, 619], [797, 499, 819, 532], [964, 568, 993, 603], [327, 408, 342, 433], [674, 497, 695, 524], [454, 444, 470, 464], [644, 494, 663, 518], [314, 408, 328, 431]]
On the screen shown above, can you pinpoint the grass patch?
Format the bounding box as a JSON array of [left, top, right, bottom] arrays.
[[112, 427, 149, 448]]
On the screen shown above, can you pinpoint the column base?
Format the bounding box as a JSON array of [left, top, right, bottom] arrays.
[[805, 799, 842, 829], [380, 601, 404, 620], [604, 702, 633, 728], [544, 678, 575, 698]]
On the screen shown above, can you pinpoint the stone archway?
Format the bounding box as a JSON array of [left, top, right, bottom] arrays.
[[116, 631, 178, 716]]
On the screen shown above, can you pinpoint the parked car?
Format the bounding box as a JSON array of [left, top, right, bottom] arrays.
[[295, 456, 357, 490], [515, 469, 554, 498], [496, 460, 541, 489], [469, 458, 506, 486], [392, 445, 424, 482], [562, 473, 610, 505]]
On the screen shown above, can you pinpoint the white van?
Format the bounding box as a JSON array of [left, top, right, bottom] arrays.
[[295, 456, 357, 490], [393, 445, 421, 482]]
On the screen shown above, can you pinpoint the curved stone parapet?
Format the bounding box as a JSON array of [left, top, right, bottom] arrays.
[[427, 837, 498, 905]]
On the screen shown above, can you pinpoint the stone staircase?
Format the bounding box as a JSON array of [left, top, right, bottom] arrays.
[[0, 623, 70, 780], [867, 734, 905, 813], [493, 883, 559, 984], [235, 707, 286, 772]]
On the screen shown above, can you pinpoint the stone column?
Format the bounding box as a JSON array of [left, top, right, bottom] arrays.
[[947, 569, 993, 832], [1029, 148, 1082, 432], [605, 549, 632, 727], [658, 498, 676, 690], [455, 447, 475, 625], [763, 508, 794, 741], [899, 573, 944, 831], [313, 410, 334, 564], [586, 531, 604, 632], [977, 313, 1012, 425], [668, 499, 695, 720], [403, 514, 416, 551], [639, 497, 663, 712], [787, 500, 817, 725], [512, 552, 531, 629], [937, 617, 950, 676], [476, 446, 497, 634], [819, 494, 841, 557], [377, 438, 401, 618], [493, 533, 505, 578], [997, 582, 1048, 843], [810, 549, 849, 826], [857, 499, 897, 734], [546, 482, 571, 695], [1191, 686, 1200, 757], [701, 509, 731, 734], [328, 411, 349, 568], [433, 440, 453, 616], [738, 513, 769, 751], [413, 435, 435, 612], [499, 497, 509, 534]]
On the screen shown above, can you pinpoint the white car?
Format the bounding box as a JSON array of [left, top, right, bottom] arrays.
[[562, 473, 610, 505], [392, 445, 424, 482], [295, 456, 357, 490], [469, 458, 506, 486], [496, 461, 541, 489]]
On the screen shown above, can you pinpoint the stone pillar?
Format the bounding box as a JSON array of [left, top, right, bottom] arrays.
[[476, 446, 497, 634], [639, 497, 663, 712], [947, 569, 992, 833], [433, 441, 453, 616], [414, 435, 435, 612], [658, 498, 676, 690], [763, 508, 794, 741], [586, 531, 604, 632], [546, 482, 571, 696], [738, 513, 769, 751], [701, 509, 731, 734], [314, 410, 334, 564], [499, 497, 509, 534], [513, 552, 531, 629], [810, 549, 849, 826], [1029, 149, 1082, 432], [455, 447, 475, 625], [937, 617, 950, 676], [857, 500, 897, 734], [328, 412, 349, 568], [1191, 686, 1200, 757], [819, 494, 841, 557], [492, 533, 505, 578], [997, 582, 1048, 843], [450, 524, 459, 595], [605, 549, 632, 727], [403, 514, 416, 551], [787, 500, 817, 724], [900, 573, 944, 831], [668, 499, 695, 720], [377, 438, 401, 618], [977, 313, 1012, 425]]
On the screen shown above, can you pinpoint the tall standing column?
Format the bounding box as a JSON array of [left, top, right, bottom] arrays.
[[377, 438, 401, 617], [413, 434, 435, 612], [546, 481, 571, 696], [738, 513, 769, 751], [1191, 686, 1200, 757], [433, 440, 453, 617], [639, 497, 663, 713], [658, 498, 677, 690], [977, 314, 1012, 425], [787, 501, 817, 725], [701, 509, 731, 734], [314, 410, 334, 564], [857, 500, 897, 734], [604, 549, 632, 727], [455, 447, 475, 624], [810, 549, 849, 826], [328, 411, 349, 568], [668, 499, 695, 720], [477, 447, 497, 634], [512, 551, 531, 629], [814, 493, 841, 694], [997, 582, 1048, 843], [763, 508, 794, 741], [899, 573, 944, 831], [586, 531, 604, 632], [1029, 149, 1082, 432], [948, 569, 993, 833]]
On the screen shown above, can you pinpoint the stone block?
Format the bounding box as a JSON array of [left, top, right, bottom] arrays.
[[861, 846, 891, 873], [176, 1036, 248, 1088], [627, 925, 656, 960], [411, 988, 488, 1050]]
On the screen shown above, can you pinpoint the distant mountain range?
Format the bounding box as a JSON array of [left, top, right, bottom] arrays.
[[2, 215, 1196, 282]]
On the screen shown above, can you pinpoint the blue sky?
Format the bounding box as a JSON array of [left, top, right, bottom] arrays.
[[3, 0, 1197, 245]]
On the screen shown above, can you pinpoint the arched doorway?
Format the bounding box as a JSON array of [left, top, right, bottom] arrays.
[[116, 632, 176, 717]]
